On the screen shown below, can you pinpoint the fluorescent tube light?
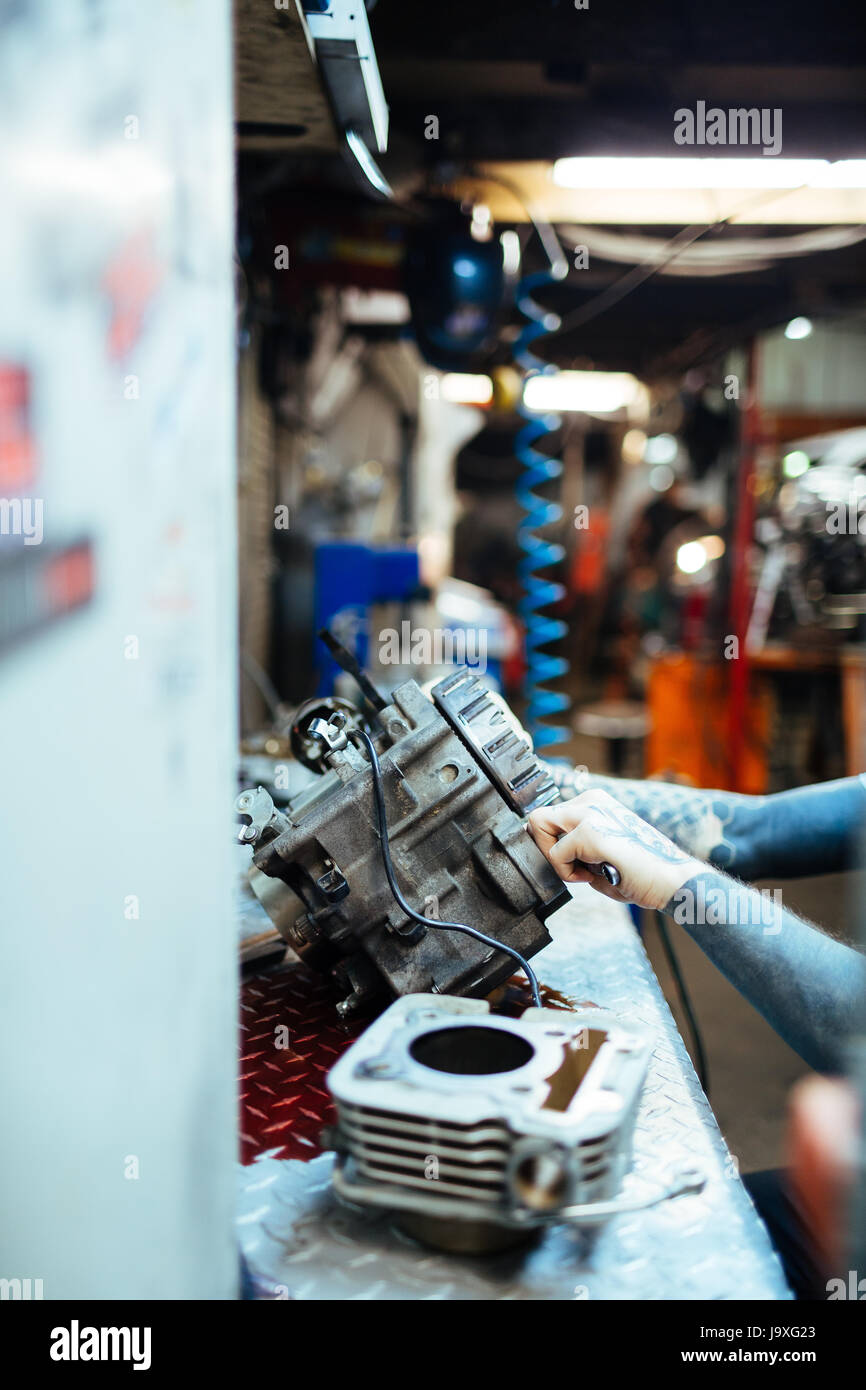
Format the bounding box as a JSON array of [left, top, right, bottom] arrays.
[[523, 371, 641, 414], [551, 158, 866, 190]]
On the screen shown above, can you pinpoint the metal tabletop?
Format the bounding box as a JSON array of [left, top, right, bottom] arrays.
[[237, 886, 791, 1300]]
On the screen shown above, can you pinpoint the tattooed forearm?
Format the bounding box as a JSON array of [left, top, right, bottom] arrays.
[[544, 765, 866, 882], [584, 800, 691, 865], [662, 867, 866, 1072], [546, 764, 753, 867]]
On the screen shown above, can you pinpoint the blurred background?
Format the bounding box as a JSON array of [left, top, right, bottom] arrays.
[[2, 0, 866, 1297], [233, 1, 866, 1175]]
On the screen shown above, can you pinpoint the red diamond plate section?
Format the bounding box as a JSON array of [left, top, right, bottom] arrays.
[[240, 963, 364, 1164], [239, 968, 579, 1164]]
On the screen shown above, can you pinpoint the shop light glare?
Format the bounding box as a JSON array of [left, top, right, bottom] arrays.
[[622, 428, 647, 465], [783, 449, 810, 477], [500, 229, 521, 275], [643, 433, 679, 464], [551, 158, 866, 190], [470, 203, 493, 241], [698, 534, 725, 561], [784, 317, 813, 340], [649, 464, 675, 492], [813, 161, 866, 187], [441, 373, 494, 405], [523, 370, 641, 414], [676, 541, 709, 574]]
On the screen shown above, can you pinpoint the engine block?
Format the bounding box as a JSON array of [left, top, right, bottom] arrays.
[[237, 673, 569, 1017]]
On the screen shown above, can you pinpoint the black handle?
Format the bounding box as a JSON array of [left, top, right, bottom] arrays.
[[573, 857, 621, 888]]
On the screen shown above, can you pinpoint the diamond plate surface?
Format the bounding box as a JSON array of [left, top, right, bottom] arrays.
[[240, 965, 363, 1164], [237, 887, 792, 1299]]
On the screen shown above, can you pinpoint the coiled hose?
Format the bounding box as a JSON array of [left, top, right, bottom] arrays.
[[514, 265, 570, 750]]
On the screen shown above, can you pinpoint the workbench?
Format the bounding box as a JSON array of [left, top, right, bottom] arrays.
[[237, 885, 791, 1300]]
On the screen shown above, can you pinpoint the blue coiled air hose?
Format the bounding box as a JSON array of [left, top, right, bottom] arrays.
[[514, 265, 570, 750]]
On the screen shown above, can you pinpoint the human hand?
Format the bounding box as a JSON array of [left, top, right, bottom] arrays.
[[528, 788, 703, 911]]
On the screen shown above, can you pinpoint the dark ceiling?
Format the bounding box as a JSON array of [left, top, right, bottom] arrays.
[[373, 0, 866, 65], [363, 0, 866, 376], [240, 2, 866, 378], [373, 0, 866, 162]]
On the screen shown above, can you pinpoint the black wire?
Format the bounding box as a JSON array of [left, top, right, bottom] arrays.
[[356, 729, 543, 1007], [551, 186, 814, 342], [465, 166, 568, 280], [240, 649, 282, 723], [654, 909, 710, 1097]]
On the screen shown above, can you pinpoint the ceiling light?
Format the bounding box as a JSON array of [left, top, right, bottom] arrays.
[[551, 158, 847, 190], [523, 370, 641, 414], [784, 317, 813, 340], [440, 374, 494, 406], [811, 161, 866, 187], [460, 161, 866, 226]]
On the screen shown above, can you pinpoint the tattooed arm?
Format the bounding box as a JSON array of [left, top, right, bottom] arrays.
[[528, 790, 866, 1073], [664, 868, 866, 1073], [528, 788, 704, 911], [545, 765, 866, 882]]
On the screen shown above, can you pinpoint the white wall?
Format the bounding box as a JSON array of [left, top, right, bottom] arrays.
[[0, 0, 237, 1298]]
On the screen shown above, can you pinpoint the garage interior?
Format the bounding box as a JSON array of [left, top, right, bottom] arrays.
[[2, 0, 866, 1313], [235, 0, 866, 1171]]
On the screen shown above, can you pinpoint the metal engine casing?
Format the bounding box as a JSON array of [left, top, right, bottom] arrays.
[[327, 994, 651, 1250], [239, 673, 569, 1017]]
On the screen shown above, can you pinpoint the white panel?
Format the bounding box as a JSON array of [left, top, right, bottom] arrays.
[[0, 0, 237, 1298], [759, 322, 866, 412]]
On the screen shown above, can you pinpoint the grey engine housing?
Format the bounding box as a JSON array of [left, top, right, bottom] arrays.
[[237, 671, 570, 1017]]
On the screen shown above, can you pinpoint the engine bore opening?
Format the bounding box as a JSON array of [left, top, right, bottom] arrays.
[[410, 1025, 535, 1076]]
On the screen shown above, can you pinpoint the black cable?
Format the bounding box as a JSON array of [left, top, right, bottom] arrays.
[[240, 649, 283, 723], [654, 909, 710, 1097], [356, 729, 543, 1007], [552, 186, 816, 341], [318, 628, 388, 714], [466, 166, 568, 280]]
